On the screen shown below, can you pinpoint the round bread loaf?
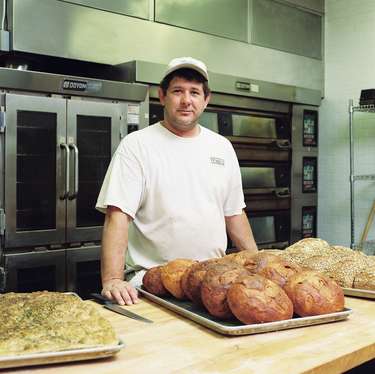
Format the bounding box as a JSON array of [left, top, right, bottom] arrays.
[[257, 259, 302, 288], [227, 274, 293, 324], [160, 259, 197, 299], [180, 266, 193, 300], [142, 266, 169, 296], [201, 262, 250, 319], [284, 270, 345, 316], [223, 250, 257, 266], [183, 259, 221, 305], [245, 252, 282, 274]]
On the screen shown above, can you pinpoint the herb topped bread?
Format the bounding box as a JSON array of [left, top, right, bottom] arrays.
[[0, 291, 118, 356]]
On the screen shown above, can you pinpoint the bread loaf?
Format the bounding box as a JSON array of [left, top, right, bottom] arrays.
[[160, 259, 197, 299], [183, 259, 221, 305], [201, 262, 250, 319], [143, 266, 169, 296], [227, 274, 293, 324], [353, 267, 375, 290], [284, 270, 345, 316], [257, 259, 302, 288]]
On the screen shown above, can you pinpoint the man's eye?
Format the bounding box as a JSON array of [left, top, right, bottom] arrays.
[[191, 91, 200, 96]]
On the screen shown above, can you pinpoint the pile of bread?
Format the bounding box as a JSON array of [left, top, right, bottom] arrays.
[[142, 240, 346, 325], [278, 238, 375, 290]]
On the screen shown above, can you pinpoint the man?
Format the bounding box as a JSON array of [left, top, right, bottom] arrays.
[[96, 57, 257, 306]]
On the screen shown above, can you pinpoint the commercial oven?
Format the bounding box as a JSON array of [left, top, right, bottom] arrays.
[[0, 67, 148, 294], [150, 99, 292, 249]]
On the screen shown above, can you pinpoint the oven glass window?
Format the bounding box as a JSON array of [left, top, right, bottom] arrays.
[[16, 111, 57, 231], [241, 167, 276, 188], [199, 111, 219, 133], [232, 114, 277, 138], [248, 216, 276, 244], [76, 115, 111, 227]]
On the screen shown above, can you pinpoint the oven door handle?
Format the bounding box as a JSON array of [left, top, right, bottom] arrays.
[[60, 143, 70, 200], [68, 143, 79, 200], [272, 188, 291, 198], [271, 140, 291, 149]]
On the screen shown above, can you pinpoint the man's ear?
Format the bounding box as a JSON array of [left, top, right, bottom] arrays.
[[158, 87, 165, 105], [203, 93, 211, 109]]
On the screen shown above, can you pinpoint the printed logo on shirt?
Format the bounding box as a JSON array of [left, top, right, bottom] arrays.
[[210, 157, 225, 166]]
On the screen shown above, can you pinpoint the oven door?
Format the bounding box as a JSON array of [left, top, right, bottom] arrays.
[[241, 162, 290, 211], [218, 111, 291, 162], [246, 210, 290, 249], [66, 100, 124, 243], [4, 93, 66, 248]]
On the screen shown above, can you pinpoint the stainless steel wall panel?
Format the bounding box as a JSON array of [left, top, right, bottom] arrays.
[[252, 0, 322, 59], [155, 0, 248, 42], [60, 0, 149, 20]]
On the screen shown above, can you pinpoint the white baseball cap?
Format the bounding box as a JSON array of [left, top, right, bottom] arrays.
[[162, 57, 209, 81]]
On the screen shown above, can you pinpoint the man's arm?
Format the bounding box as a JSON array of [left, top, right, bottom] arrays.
[[225, 211, 258, 253], [101, 205, 139, 305]]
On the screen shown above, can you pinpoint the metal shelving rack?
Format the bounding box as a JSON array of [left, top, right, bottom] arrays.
[[349, 99, 375, 249]]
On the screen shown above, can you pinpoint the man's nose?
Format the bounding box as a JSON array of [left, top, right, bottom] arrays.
[[180, 92, 192, 105]]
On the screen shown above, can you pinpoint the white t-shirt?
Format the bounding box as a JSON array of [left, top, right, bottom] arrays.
[[96, 122, 245, 271]]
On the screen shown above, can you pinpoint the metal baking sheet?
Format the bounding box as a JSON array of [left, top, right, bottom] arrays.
[[138, 288, 352, 336], [0, 340, 124, 369], [343, 287, 375, 299]]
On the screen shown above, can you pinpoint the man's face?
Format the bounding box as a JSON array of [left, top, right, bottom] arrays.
[[158, 76, 210, 135]]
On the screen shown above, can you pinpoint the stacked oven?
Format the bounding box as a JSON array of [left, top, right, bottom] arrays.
[[0, 67, 148, 295], [150, 99, 292, 249]]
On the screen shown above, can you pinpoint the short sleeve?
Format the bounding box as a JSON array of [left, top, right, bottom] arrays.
[[223, 144, 245, 216], [96, 137, 145, 218]]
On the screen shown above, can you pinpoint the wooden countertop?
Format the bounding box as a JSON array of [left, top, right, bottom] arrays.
[[11, 296, 375, 374]]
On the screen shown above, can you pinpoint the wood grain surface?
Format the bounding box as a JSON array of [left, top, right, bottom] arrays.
[[7, 296, 375, 374]]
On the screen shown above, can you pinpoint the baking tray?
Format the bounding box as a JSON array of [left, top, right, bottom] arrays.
[[138, 288, 352, 336], [0, 340, 124, 369], [343, 287, 375, 299]]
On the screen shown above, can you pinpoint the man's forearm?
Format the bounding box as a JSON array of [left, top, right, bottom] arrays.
[[225, 211, 258, 253], [101, 207, 130, 284]]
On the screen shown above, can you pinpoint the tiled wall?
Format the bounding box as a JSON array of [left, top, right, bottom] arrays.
[[319, 0, 375, 249]]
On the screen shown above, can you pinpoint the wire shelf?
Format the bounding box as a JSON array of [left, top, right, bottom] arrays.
[[352, 104, 375, 112]]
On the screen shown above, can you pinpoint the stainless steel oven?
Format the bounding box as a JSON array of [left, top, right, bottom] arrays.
[[0, 68, 148, 293], [4, 94, 124, 248], [150, 100, 292, 250]]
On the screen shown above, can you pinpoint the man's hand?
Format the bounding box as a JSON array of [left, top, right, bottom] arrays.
[[101, 278, 139, 306]]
